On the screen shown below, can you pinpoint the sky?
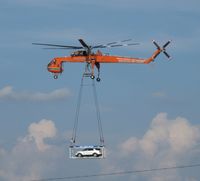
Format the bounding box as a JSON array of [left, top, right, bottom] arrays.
[[0, 0, 200, 180]]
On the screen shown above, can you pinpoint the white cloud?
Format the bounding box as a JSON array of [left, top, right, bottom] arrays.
[[102, 113, 200, 181], [0, 86, 71, 101], [0, 118, 109, 181], [26, 119, 57, 151], [0, 119, 64, 181], [120, 137, 138, 156], [168, 117, 200, 153], [120, 113, 200, 158], [0, 86, 12, 97]]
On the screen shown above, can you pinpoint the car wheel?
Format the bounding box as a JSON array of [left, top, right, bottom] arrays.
[[77, 153, 82, 157], [93, 153, 98, 157]]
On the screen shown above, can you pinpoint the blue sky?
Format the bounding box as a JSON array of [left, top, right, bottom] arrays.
[[0, 0, 200, 180]]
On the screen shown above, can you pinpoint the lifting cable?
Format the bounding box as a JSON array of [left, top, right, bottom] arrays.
[[71, 76, 84, 144], [71, 69, 104, 146], [92, 79, 104, 145]]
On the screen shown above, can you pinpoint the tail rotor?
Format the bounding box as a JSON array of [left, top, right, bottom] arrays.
[[153, 40, 171, 59]]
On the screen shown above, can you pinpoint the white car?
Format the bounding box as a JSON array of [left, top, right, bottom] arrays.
[[75, 147, 102, 157]]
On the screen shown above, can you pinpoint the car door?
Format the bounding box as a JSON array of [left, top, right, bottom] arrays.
[[87, 148, 94, 156]]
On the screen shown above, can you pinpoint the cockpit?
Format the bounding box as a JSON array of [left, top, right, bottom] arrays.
[[71, 50, 87, 57]]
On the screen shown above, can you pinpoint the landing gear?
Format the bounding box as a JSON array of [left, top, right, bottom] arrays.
[[96, 77, 101, 82], [53, 74, 58, 79], [85, 62, 101, 82], [90, 75, 95, 79], [90, 75, 101, 82]]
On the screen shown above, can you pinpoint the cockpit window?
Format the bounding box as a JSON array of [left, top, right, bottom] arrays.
[[71, 50, 87, 56], [48, 59, 56, 66]]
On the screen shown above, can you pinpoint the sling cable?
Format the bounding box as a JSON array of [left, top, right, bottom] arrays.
[[69, 63, 105, 159]]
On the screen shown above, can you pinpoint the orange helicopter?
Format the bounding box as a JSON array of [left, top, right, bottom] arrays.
[[33, 39, 171, 81]]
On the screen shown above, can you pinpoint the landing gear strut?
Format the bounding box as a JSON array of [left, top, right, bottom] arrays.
[[85, 62, 101, 82], [95, 62, 101, 82], [53, 74, 58, 79]]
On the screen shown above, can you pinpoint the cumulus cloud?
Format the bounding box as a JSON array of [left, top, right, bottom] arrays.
[[0, 86, 71, 101], [101, 113, 200, 181], [0, 119, 64, 181], [120, 113, 200, 157], [25, 119, 57, 151]]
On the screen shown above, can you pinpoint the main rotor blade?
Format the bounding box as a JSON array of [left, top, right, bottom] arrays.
[[32, 43, 83, 49], [92, 39, 134, 48], [78, 39, 90, 49], [110, 43, 139, 47], [43, 47, 84, 50], [106, 39, 133, 46], [93, 42, 139, 49]]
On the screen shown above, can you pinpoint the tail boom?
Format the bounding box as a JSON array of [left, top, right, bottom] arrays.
[[96, 40, 171, 64], [144, 48, 162, 64]]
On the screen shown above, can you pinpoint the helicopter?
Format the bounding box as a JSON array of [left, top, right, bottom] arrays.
[[33, 39, 171, 81]]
